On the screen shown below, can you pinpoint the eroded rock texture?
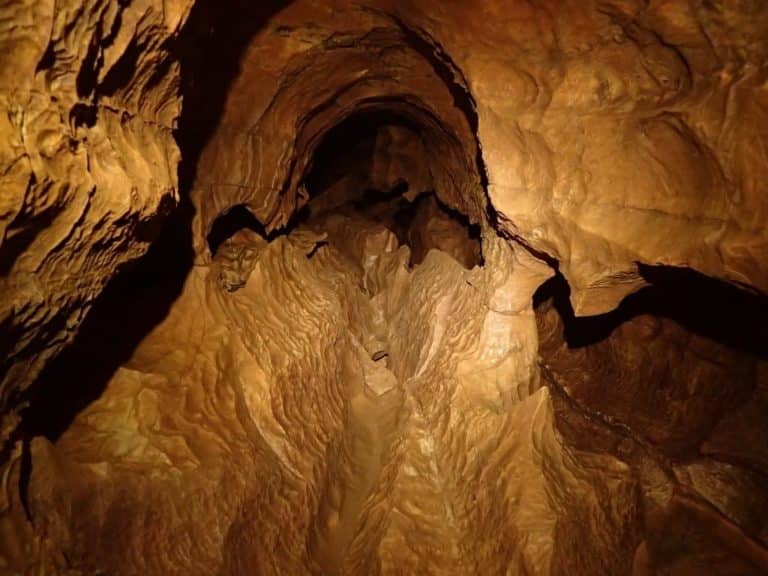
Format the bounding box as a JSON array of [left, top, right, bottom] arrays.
[[0, 0, 193, 443], [1, 0, 768, 574]]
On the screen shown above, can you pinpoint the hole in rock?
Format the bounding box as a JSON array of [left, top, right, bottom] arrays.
[[300, 108, 483, 270], [207, 204, 268, 254]]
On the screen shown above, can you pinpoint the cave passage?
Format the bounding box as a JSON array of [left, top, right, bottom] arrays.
[[302, 108, 483, 269], [4, 1, 768, 575], [208, 107, 483, 270]]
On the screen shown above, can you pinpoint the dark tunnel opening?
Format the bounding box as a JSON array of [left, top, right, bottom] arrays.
[[207, 204, 269, 255], [203, 106, 484, 269], [301, 108, 483, 269]]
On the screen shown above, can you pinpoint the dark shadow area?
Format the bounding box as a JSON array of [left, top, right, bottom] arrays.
[[206, 202, 314, 257], [19, 0, 293, 443], [207, 204, 269, 254], [300, 108, 483, 269], [21, 201, 195, 441], [533, 265, 768, 359], [304, 109, 422, 196], [175, 0, 293, 193], [0, 182, 62, 276]]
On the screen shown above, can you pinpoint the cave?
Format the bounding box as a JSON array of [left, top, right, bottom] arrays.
[[1, 1, 768, 575]]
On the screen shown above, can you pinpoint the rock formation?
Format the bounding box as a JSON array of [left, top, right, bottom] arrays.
[[1, 0, 767, 574]]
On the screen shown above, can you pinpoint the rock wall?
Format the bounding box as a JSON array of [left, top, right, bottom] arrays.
[[1, 0, 768, 574], [0, 0, 193, 442]]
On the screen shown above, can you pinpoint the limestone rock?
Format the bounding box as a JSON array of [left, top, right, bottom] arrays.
[[0, 0, 193, 442], [1, 1, 767, 574]]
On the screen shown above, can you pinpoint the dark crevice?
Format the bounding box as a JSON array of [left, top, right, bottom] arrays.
[[208, 202, 315, 256], [21, 201, 195, 441], [76, 33, 102, 98], [69, 103, 98, 129], [385, 17, 479, 134], [497, 218, 560, 269], [306, 240, 328, 259], [99, 0, 131, 56], [207, 204, 269, 254], [533, 266, 768, 359], [35, 42, 56, 73], [142, 53, 174, 95], [421, 193, 483, 244], [297, 107, 483, 269], [19, 1, 292, 445], [99, 36, 145, 97], [541, 362, 658, 454], [77, 0, 130, 97], [206, 202, 318, 257]]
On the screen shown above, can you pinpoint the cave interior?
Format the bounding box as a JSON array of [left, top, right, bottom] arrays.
[[1, 0, 768, 574]]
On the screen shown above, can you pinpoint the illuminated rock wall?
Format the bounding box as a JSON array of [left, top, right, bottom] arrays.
[[1, 1, 767, 574]]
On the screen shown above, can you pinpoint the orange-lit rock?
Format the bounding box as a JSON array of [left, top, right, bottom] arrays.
[[1, 1, 767, 574]]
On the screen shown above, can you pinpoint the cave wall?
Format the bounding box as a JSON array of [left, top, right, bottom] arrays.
[[3, 0, 767, 445], [190, 0, 768, 313], [454, 0, 768, 313], [536, 277, 768, 573], [23, 227, 560, 574], [0, 0, 193, 442], [1, 0, 768, 574]]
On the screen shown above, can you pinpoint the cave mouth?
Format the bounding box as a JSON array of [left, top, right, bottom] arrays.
[[207, 107, 484, 270]]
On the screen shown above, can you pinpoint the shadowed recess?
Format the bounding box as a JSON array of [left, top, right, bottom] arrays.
[[533, 266, 768, 358]]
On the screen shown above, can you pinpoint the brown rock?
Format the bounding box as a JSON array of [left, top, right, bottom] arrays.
[[2, 1, 767, 574]]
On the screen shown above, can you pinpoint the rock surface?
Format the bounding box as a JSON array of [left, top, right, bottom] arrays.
[[1, 0, 768, 574], [0, 0, 193, 444]]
